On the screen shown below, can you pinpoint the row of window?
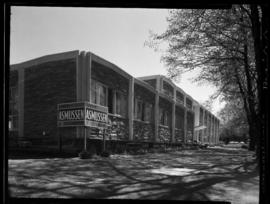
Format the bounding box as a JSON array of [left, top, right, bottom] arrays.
[[8, 79, 193, 132], [91, 79, 128, 117], [91, 79, 173, 126]]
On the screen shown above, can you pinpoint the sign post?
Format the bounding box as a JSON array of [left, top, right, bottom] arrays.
[[57, 102, 108, 159]]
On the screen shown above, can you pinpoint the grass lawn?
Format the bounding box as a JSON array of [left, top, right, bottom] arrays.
[[8, 146, 259, 203]]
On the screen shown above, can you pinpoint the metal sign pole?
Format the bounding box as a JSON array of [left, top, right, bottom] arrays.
[[84, 126, 87, 151], [103, 128, 106, 152], [58, 127, 62, 153]]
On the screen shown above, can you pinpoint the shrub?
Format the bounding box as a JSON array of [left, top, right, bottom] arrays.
[[241, 144, 248, 149]]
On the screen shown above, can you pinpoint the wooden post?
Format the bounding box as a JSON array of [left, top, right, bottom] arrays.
[[128, 77, 134, 141]]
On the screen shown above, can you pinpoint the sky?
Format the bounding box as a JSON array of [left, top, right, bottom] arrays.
[[10, 6, 225, 115]]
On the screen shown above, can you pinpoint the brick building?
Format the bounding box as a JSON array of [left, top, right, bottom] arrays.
[[9, 50, 220, 151]]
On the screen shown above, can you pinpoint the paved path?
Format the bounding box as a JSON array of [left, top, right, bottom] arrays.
[[8, 147, 259, 203]]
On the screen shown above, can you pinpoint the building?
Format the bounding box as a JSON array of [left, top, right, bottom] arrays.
[[9, 50, 220, 151]]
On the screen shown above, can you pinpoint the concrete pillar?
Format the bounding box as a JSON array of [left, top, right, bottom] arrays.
[[184, 96, 187, 143], [18, 69, 24, 139], [85, 52, 91, 101], [204, 111, 208, 143], [128, 77, 134, 141], [160, 77, 163, 92], [154, 76, 161, 142], [154, 93, 159, 143], [81, 51, 87, 101], [171, 88, 176, 143], [216, 121, 218, 144], [172, 102, 176, 143], [214, 118, 217, 144], [77, 51, 85, 101], [76, 51, 85, 138], [210, 115, 212, 144], [212, 118, 214, 144], [217, 121, 220, 144]]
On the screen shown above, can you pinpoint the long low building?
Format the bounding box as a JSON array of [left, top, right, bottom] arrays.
[[9, 50, 220, 150]]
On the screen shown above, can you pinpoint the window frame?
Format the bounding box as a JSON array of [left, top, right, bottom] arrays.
[[115, 91, 128, 118], [159, 107, 169, 127], [134, 98, 143, 121], [143, 102, 153, 123], [90, 79, 108, 107]]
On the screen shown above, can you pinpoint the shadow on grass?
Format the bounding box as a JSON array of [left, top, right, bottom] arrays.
[[8, 150, 258, 201]]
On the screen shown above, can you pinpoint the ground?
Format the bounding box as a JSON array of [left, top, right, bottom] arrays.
[[8, 145, 259, 203]]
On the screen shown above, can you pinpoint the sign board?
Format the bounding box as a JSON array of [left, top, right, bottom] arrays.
[[57, 102, 109, 128]]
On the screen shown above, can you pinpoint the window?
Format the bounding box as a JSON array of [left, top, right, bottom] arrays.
[[90, 79, 108, 106], [9, 86, 18, 131], [186, 98, 193, 109], [144, 103, 153, 122], [159, 108, 169, 126], [163, 81, 173, 98], [175, 112, 184, 129], [176, 91, 184, 104], [115, 91, 127, 117], [199, 108, 204, 125], [134, 99, 143, 120], [134, 99, 153, 122]]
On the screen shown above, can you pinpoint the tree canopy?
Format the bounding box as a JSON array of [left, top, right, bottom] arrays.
[[146, 5, 268, 154]]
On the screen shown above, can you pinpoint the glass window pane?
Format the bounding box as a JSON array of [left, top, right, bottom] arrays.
[[159, 108, 164, 124], [120, 94, 127, 118], [99, 85, 107, 106], [136, 100, 143, 120], [164, 111, 168, 126], [116, 92, 120, 114], [90, 80, 96, 104], [144, 103, 153, 122]]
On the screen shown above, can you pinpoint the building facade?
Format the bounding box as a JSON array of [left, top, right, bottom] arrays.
[[9, 50, 220, 149]]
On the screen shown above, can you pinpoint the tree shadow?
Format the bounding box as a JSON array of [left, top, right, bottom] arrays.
[[8, 150, 259, 202]]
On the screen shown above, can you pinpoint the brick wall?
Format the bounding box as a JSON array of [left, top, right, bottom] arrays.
[[24, 59, 77, 145], [9, 70, 18, 87], [92, 61, 129, 94]]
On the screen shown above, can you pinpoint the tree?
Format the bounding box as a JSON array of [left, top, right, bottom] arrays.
[[146, 5, 267, 156], [218, 99, 249, 144]]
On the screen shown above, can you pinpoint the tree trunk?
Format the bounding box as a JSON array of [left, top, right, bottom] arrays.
[[248, 120, 256, 151]]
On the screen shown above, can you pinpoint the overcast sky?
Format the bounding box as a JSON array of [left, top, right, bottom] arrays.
[[10, 6, 224, 115]]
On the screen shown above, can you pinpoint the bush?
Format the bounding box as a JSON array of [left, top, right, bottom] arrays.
[[241, 144, 248, 149], [100, 151, 110, 157], [79, 150, 92, 159]]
